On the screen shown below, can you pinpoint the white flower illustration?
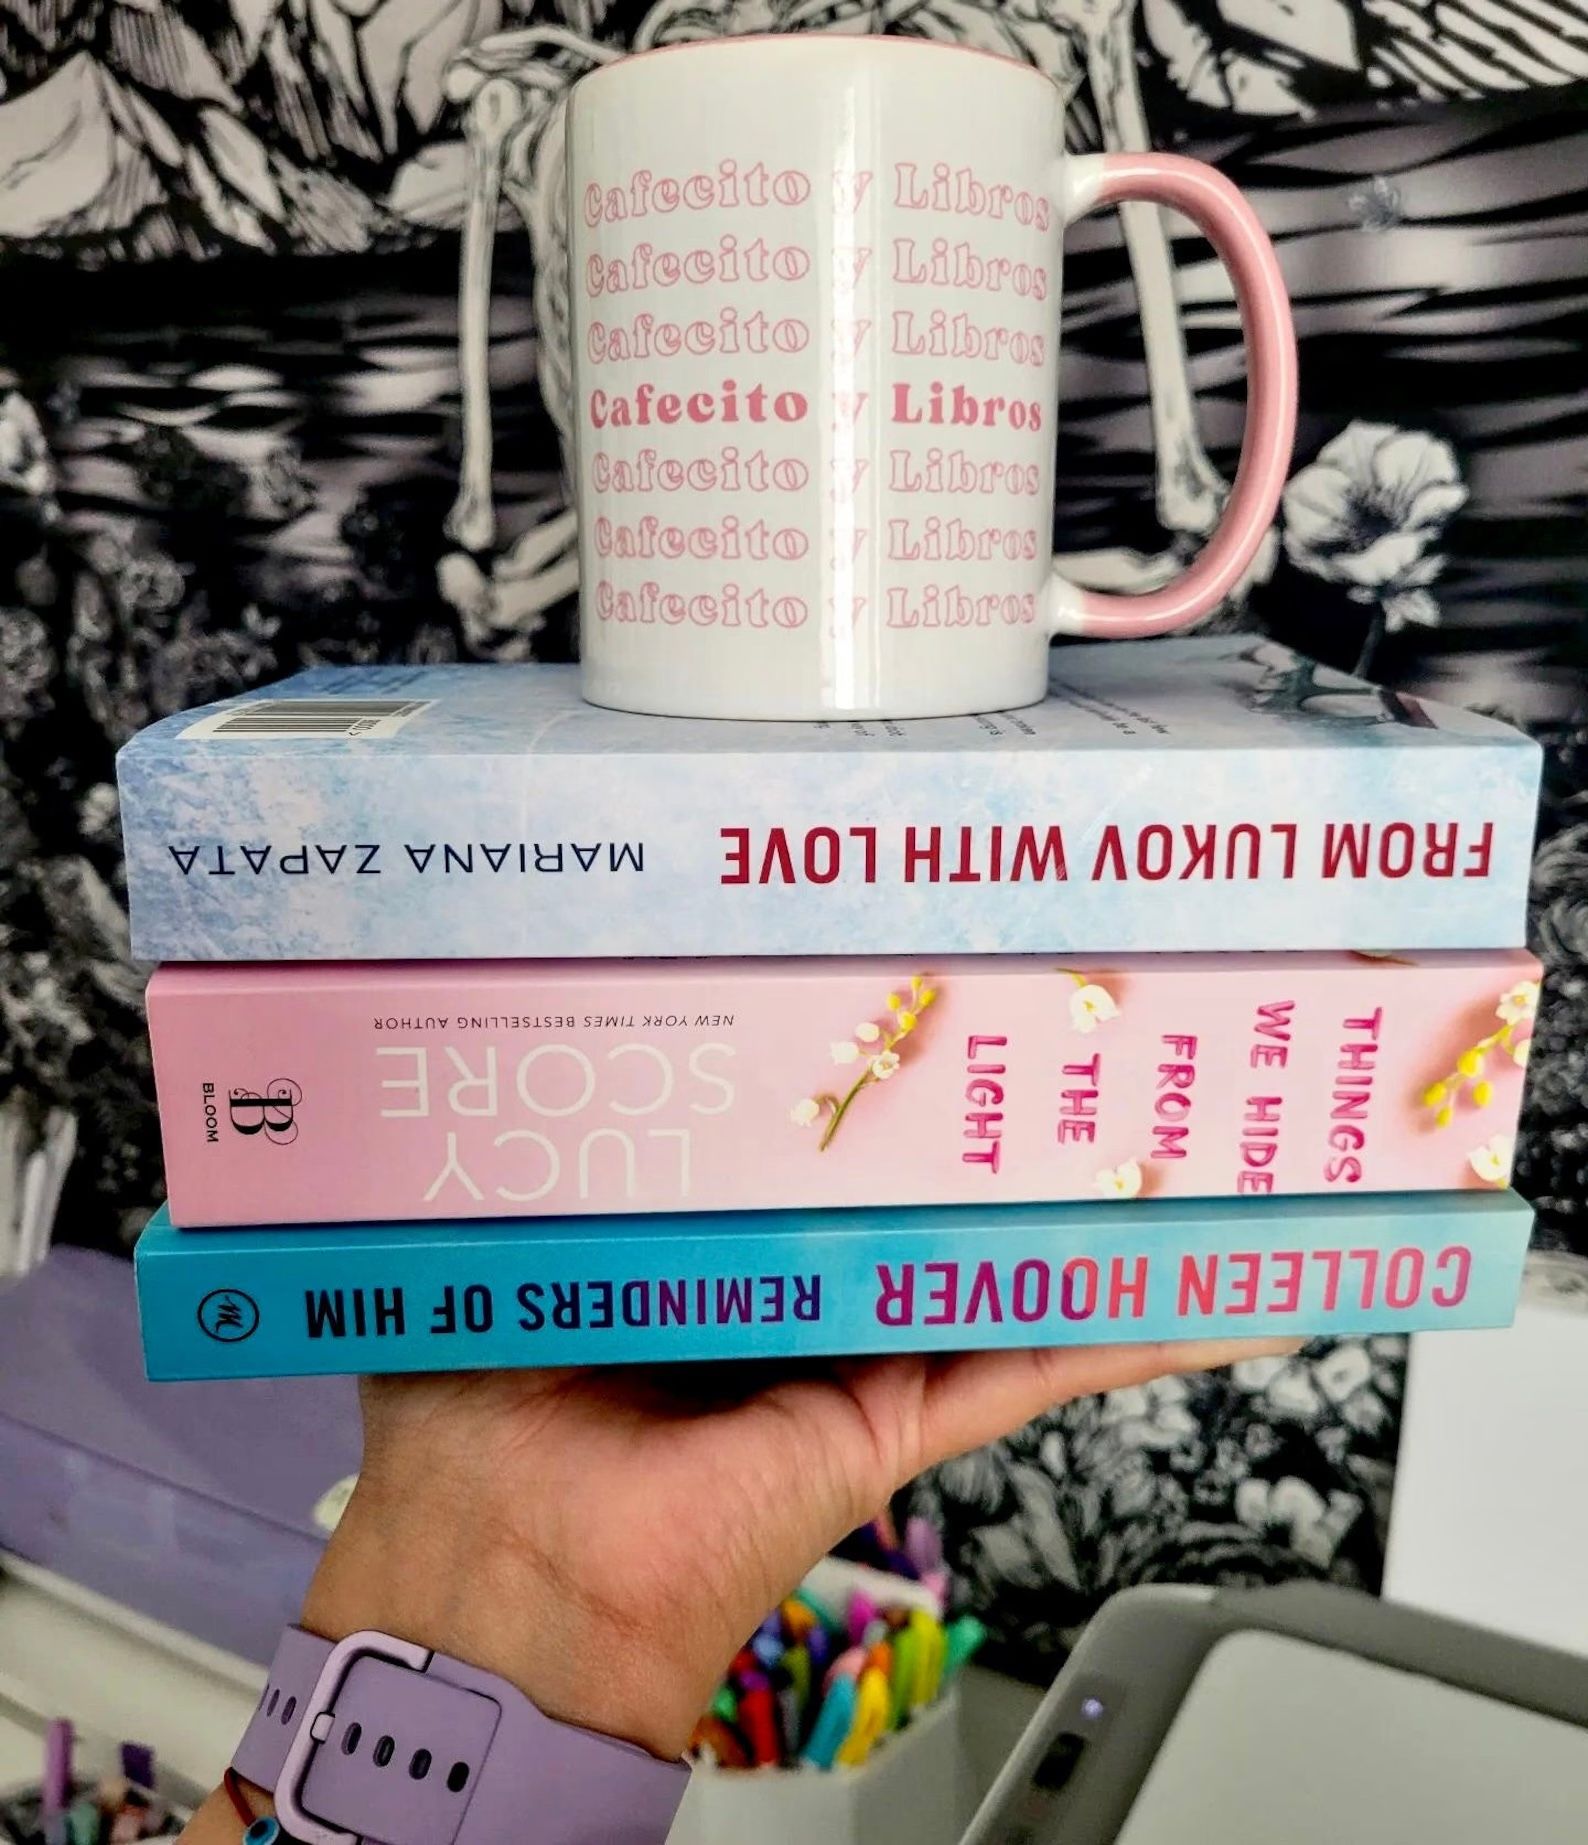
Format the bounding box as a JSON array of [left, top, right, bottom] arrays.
[[1512, 1038, 1532, 1069], [1235, 1475, 1361, 1572], [1496, 979, 1542, 1026], [1281, 422, 1468, 629], [1070, 984, 1120, 1033], [1468, 1134, 1515, 1186], [799, 976, 938, 1153], [1097, 1375, 1198, 1449], [0, 391, 55, 501], [1095, 1159, 1144, 1200]]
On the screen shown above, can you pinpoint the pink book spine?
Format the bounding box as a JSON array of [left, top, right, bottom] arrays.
[[148, 951, 1541, 1229]]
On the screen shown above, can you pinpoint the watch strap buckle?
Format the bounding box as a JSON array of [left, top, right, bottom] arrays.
[[275, 1632, 431, 1845]]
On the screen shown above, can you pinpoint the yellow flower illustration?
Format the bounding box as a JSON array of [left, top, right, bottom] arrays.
[[798, 975, 939, 1151], [1467, 1134, 1514, 1186], [1420, 979, 1537, 1125], [1095, 1159, 1144, 1200], [1496, 980, 1541, 1026], [1065, 978, 1120, 1033]]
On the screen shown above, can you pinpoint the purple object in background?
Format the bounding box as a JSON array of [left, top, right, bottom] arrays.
[[0, 1248, 360, 1663], [41, 1719, 73, 1815], [119, 1744, 155, 1790]]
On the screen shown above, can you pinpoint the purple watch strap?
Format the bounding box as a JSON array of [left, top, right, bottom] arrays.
[[234, 1628, 690, 1845]]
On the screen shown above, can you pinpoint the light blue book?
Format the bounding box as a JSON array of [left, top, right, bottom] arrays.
[[115, 637, 1540, 961], [135, 1191, 1533, 1382]]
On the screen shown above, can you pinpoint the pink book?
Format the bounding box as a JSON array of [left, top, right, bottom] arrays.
[[148, 951, 1540, 1229]]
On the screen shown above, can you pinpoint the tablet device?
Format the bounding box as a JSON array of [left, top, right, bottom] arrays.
[[964, 1582, 1588, 1844]]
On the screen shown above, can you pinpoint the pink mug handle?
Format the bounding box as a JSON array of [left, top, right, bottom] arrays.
[[1048, 152, 1297, 639]]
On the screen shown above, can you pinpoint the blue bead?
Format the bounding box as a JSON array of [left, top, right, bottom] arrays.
[[244, 1819, 281, 1845]]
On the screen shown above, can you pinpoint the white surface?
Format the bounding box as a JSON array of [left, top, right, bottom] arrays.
[[1117, 1630, 1588, 1844], [0, 1695, 47, 1788], [1385, 1250, 1588, 1656], [0, 1556, 264, 1801]]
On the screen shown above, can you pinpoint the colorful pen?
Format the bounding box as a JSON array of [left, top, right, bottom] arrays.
[[888, 1625, 918, 1729], [65, 1800, 99, 1845], [906, 1609, 938, 1712], [689, 1714, 750, 1769], [905, 1516, 943, 1576], [692, 1560, 971, 1776], [780, 1599, 818, 1642], [738, 1680, 781, 1769], [794, 1586, 841, 1632], [804, 1624, 831, 1680], [847, 1591, 879, 1647], [774, 1674, 802, 1761], [836, 1667, 892, 1769], [118, 1748, 155, 1794], [800, 1674, 857, 1771], [783, 1644, 811, 1726], [943, 1614, 987, 1682]]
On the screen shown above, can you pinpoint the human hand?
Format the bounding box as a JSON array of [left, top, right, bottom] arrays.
[[301, 1340, 1298, 1761]]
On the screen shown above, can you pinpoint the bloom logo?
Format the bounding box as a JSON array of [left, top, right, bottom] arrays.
[[228, 1079, 304, 1145]]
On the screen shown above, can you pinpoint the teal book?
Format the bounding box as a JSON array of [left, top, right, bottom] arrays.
[[135, 1192, 1533, 1381]]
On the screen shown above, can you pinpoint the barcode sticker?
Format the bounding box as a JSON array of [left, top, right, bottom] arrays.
[[181, 698, 434, 741]]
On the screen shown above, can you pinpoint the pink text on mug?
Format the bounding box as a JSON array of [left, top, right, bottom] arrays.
[[567, 37, 1296, 720]]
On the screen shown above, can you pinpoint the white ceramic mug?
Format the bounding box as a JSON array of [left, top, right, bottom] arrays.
[[567, 36, 1296, 720]]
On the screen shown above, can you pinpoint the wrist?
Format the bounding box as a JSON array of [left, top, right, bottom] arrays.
[[299, 1475, 701, 1762]]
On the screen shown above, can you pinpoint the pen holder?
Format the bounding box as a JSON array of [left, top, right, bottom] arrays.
[[0, 1780, 185, 1845], [667, 1689, 967, 1845]]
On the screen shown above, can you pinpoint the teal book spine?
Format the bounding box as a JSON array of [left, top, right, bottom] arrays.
[[135, 1192, 1533, 1381]]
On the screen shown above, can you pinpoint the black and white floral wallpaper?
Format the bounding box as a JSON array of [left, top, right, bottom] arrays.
[[902, 1335, 1405, 1677], [2, 0, 1586, 1674]]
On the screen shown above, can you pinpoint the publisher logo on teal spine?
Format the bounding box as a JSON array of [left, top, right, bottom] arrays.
[[198, 1288, 260, 1343]]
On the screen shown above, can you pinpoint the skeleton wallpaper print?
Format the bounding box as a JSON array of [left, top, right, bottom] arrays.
[[1, 0, 1586, 1666]]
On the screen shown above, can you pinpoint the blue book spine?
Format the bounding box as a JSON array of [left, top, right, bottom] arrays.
[[114, 642, 1541, 960], [135, 1193, 1533, 1381]]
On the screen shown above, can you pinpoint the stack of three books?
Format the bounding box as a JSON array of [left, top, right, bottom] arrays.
[[120, 637, 1542, 1381]]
